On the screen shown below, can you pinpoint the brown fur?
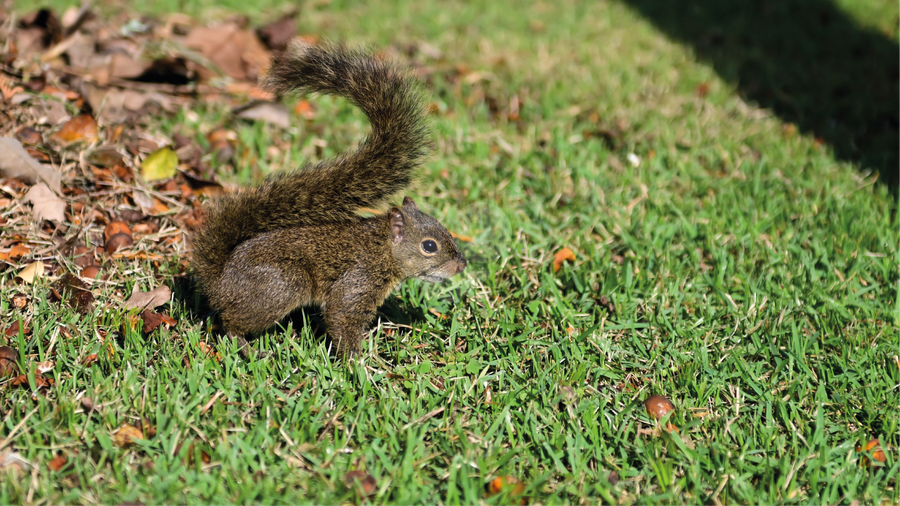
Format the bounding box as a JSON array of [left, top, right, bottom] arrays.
[[192, 42, 466, 356]]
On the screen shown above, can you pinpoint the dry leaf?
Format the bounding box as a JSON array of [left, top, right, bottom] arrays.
[[48, 453, 68, 472], [0, 451, 33, 474], [53, 272, 94, 314], [141, 309, 177, 333], [256, 14, 296, 51], [234, 101, 290, 128], [552, 247, 576, 273], [0, 138, 62, 193], [50, 113, 99, 144], [124, 285, 171, 310], [17, 260, 45, 283], [24, 183, 66, 222]]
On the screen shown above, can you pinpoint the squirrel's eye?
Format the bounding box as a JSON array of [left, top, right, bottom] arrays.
[[421, 239, 438, 254]]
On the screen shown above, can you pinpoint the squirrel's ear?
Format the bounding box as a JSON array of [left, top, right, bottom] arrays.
[[402, 196, 419, 210], [390, 207, 405, 242]]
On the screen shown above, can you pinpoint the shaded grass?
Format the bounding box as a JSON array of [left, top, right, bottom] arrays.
[[2, 0, 898, 504]]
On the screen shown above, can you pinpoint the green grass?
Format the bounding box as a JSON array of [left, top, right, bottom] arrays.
[[2, 0, 898, 504]]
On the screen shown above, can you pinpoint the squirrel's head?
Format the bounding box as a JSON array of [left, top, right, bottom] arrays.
[[389, 197, 467, 283]]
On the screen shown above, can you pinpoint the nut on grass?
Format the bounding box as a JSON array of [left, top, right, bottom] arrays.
[[644, 394, 677, 433], [105, 233, 134, 254], [644, 395, 675, 419], [0, 346, 19, 377]]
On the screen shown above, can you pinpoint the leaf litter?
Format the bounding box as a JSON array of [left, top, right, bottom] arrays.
[[0, 6, 323, 428]]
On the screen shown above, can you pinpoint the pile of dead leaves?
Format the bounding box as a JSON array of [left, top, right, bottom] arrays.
[[0, 6, 311, 391]]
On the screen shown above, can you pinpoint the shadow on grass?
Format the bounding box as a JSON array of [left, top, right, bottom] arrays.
[[620, 0, 899, 191]]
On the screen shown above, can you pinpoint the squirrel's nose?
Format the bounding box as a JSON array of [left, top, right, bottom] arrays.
[[455, 256, 467, 274]]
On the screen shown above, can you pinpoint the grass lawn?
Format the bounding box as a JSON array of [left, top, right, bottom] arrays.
[[1, 0, 898, 504]]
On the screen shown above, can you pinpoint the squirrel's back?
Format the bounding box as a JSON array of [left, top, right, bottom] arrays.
[[192, 42, 431, 287]]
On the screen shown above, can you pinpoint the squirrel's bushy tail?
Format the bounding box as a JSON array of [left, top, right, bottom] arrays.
[[192, 42, 430, 286]]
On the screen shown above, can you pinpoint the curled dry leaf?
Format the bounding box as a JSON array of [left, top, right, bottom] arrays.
[[124, 284, 172, 310], [80, 353, 99, 366], [141, 309, 177, 334], [17, 260, 45, 284], [552, 247, 576, 273], [0, 137, 62, 193], [114, 423, 144, 448], [23, 182, 66, 223], [4, 321, 28, 338], [10, 371, 54, 389]]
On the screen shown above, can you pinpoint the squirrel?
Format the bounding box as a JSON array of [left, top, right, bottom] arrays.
[[191, 42, 467, 358]]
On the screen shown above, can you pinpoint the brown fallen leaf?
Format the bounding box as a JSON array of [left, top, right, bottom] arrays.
[[10, 371, 54, 389], [52, 272, 94, 314], [0, 138, 62, 193], [256, 13, 296, 51], [141, 310, 177, 334], [7, 243, 30, 260], [16, 260, 45, 284], [552, 247, 576, 273], [48, 453, 69, 472], [114, 423, 144, 448], [49, 113, 99, 144], [234, 101, 290, 128], [23, 183, 66, 222], [124, 285, 171, 310]]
